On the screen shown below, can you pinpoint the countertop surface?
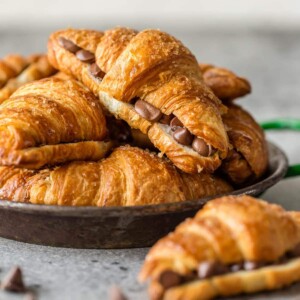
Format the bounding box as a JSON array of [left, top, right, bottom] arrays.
[[0, 28, 299, 300]]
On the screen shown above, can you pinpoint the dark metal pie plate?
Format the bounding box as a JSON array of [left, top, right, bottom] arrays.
[[0, 142, 288, 249]]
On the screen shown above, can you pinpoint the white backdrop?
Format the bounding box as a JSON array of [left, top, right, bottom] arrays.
[[0, 0, 300, 30]]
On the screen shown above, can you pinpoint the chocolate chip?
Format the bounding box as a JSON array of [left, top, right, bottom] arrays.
[[170, 117, 183, 129], [0, 266, 26, 293], [243, 261, 265, 271], [198, 261, 228, 279], [134, 99, 162, 122], [160, 114, 174, 125], [109, 285, 128, 300], [89, 63, 105, 79], [173, 127, 193, 146], [230, 263, 244, 272], [192, 137, 210, 156], [76, 50, 95, 63], [158, 270, 182, 289], [58, 37, 81, 53]]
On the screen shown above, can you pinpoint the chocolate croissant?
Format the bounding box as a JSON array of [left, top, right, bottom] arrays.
[[0, 54, 56, 103], [221, 104, 268, 185], [48, 28, 229, 174], [0, 77, 111, 169], [0, 146, 232, 206], [139, 195, 300, 300], [199, 63, 251, 101]]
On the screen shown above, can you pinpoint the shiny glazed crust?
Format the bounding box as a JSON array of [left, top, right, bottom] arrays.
[[199, 63, 251, 101], [48, 28, 229, 174], [0, 77, 110, 168], [0, 54, 57, 103], [139, 195, 300, 299], [221, 104, 268, 184], [0, 146, 232, 206]]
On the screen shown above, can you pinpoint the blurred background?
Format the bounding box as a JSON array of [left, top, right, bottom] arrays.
[[0, 0, 299, 163]]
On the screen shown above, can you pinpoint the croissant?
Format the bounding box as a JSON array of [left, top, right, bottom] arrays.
[[199, 63, 251, 101], [48, 28, 229, 174], [0, 146, 232, 206], [139, 195, 300, 300], [0, 55, 56, 103], [221, 104, 268, 184], [0, 77, 111, 169]]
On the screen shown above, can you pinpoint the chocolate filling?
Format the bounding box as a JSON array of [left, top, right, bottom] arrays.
[[58, 36, 216, 157], [58, 37, 105, 80], [158, 244, 300, 290]]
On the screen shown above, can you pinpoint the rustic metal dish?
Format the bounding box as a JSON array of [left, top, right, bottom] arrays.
[[0, 141, 289, 249]]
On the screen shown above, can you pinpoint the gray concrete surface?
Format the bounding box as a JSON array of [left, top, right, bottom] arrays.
[[0, 28, 300, 300]]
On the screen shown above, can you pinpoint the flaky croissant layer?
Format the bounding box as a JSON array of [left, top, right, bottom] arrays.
[[140, 195, 300, 300], [0, 146, 232, 206], [0, 77, 110, 169], [48, 27, 230, 174]]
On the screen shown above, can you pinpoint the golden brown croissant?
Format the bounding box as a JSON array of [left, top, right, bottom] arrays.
[[221, 104, 268, 185], [0, 146, 232, 206], [48, 28, 230, 174], [199, 63, 251, 101], [0, 54, 56, 103], [0, 77, 111, 169], [139, 195, 300, 300]]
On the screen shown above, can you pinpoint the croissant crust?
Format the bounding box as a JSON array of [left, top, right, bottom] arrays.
[[48, 28, 229, 174], [0, 77, 110, 168], [0, 146, 232, 206], [140, 195, 300, 299]]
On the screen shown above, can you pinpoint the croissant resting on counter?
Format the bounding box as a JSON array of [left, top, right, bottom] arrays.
[[0, 77, 111, 169], [48, 27, 230, 174], [199, 63, 251, 101], [139, 195, 300, 300], [0, 54, 56, 103], [0, 146, 232, 206], [221, 104, 268, 184]]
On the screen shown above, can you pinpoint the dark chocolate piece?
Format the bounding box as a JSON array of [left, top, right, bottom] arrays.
[[160, 114, 174, 125], [58, 37, 81, 53], [198, 261, 228, 279], [76, 50, 95, 63], [172, 127, 193, 146], [192, 137, 210, 156], [89, 63, 105, 79], [158, 270, 182, 289], [170, 117, 183, 129], [0, 266, 26, 293], [134, 99, 162, 122]]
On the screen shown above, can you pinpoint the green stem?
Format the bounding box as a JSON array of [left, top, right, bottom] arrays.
[[261, 119, 300, 131]]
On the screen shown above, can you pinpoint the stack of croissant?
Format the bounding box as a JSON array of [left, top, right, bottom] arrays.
[[0, 27, 268, 206]]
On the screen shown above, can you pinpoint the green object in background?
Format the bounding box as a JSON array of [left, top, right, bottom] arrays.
[[261, 118, 300, 178]]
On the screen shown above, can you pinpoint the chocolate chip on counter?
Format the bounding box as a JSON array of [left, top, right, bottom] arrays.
[[243, 261, 265, 271], [170, 117, 184, 129], [76, 50, 95, 63], [159, 114, 174, 125], [134, 99, 162, 122], [58, 37, 81, 53], [230, 263, 244, 272], [0, 266, 26, 292], [158, 270, 182, 289], [172, 127, 193, 146], [192, 137, 210, 156], [198, 261, 228, 279], [109, 285, 128, 300], [89, 63, 105, 79]]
